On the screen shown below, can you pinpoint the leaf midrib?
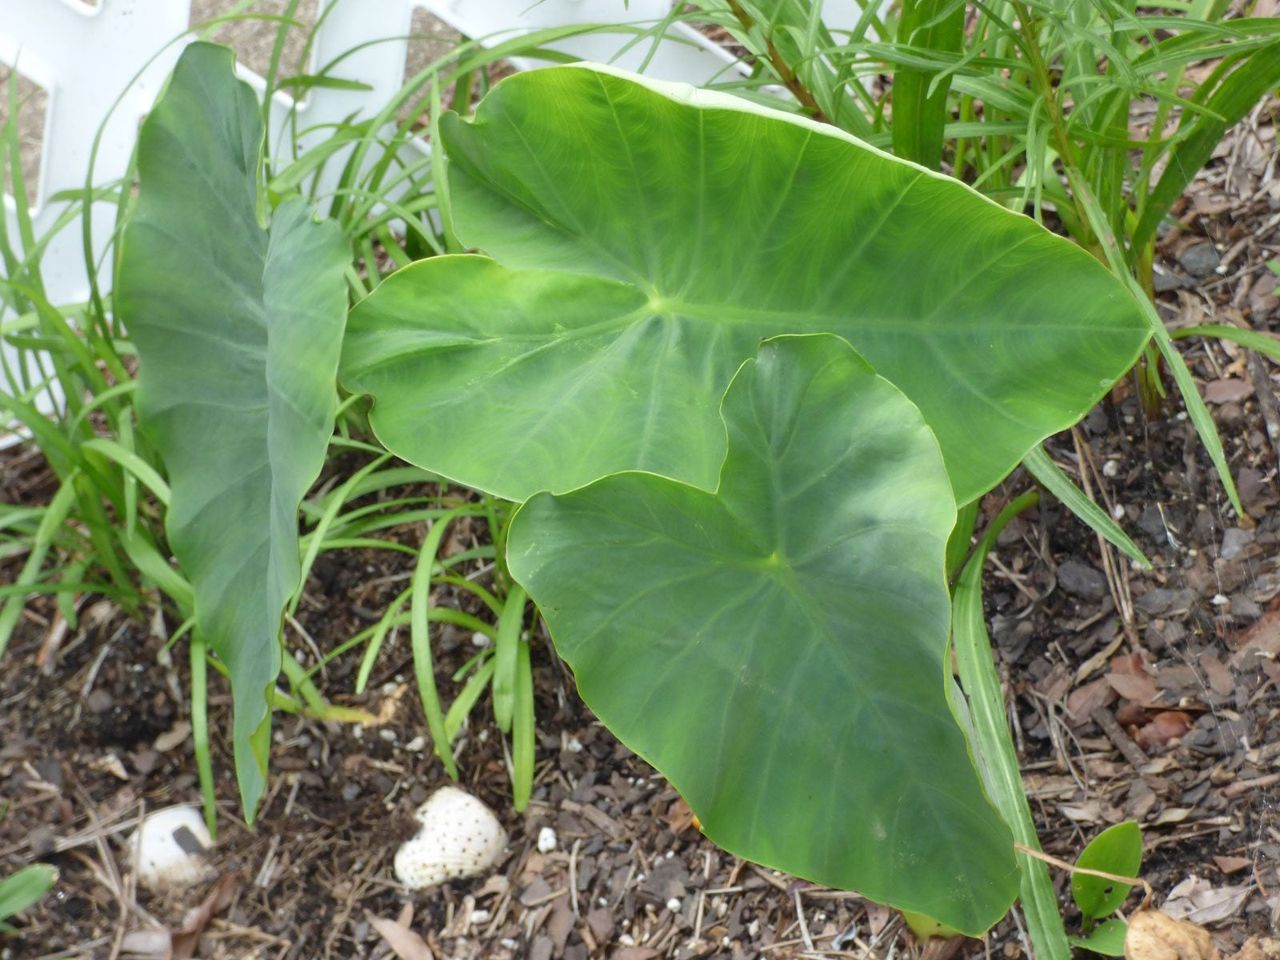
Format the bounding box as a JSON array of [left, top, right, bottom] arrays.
[[367, 295, 1141, 362]]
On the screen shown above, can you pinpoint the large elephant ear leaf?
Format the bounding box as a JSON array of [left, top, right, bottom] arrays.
[[117, 42, 348, 820], [507, 334, 1019, 934], [340, 64, 1148, 505]]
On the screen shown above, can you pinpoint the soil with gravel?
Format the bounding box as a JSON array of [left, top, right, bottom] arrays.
[[3, 128, 1280, 960]]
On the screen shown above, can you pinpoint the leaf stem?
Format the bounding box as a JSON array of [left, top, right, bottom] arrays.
[[1009, 2, 1094, 248], [724, 0, 830, 124]]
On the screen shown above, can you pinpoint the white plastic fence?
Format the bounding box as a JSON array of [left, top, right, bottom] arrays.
[[0, 0, 754, 312]]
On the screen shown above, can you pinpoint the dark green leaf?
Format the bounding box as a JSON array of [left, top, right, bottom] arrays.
[[117, 43, 349, 820], [507, 335, 1018, 933]]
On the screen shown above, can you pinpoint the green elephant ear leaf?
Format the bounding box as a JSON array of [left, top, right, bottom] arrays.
[[117, 42, 349, 820], [341, 64, 1148, 504], [506, 334, 1019, 934]]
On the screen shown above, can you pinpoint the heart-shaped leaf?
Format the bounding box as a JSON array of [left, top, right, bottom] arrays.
[[507, 335, 1018, 933], [341, 64, 1148, 504], [1073, 820, 1143, 920], [117, 43, 349, 819]]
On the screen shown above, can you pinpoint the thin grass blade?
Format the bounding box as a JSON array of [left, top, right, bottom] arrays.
[[492, 582, 527, 733], [1023, 444, 1150, 568], [953, 490, 1070, 960], [1172, 323, 1280, 364], [0, 476, 77, 658], [511, 637, 535, 812], [411, 510, 464, 778]]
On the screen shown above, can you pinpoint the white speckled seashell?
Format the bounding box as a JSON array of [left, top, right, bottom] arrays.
[[394, 786, 507, 890], [130, 805, 214, 892]]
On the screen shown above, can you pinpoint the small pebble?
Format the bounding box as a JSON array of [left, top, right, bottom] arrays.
[[341, 782, 361, 802], [471, 632, 491, 648], [1152, 265, 1182, 292], [133, 750, 160, 775], [1057, 559, 1108, 600], [27, 826, 55, 858], [35, 757, 63, 788], [85, 689, 113, 714], [1103, 459, 1119, 478], [1221, 527, 1254, 560], [1179, 240, 1221, 279], [666, 897, 682, 912], [471, 909, 491, 925], [537, 826, 557, 853], [378, 729, 397, 743], [405, 735, 426, 753]]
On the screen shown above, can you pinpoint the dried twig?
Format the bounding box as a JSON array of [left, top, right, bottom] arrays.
[[1090, 706, 1150, 770], [1014, 842, 1153, 910], [1071, 427, 1139, 639]]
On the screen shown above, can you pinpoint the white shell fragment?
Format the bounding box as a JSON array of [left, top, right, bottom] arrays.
[[130, 805, 214, 892], [394, 786, 507, 890]]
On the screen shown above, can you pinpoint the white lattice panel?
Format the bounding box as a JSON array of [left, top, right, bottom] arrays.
[[421, 0, 737, 81], [0, 0, 758, 312], [0, 0, 190, 302]]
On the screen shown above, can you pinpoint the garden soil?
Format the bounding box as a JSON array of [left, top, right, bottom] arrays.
[[3, 121, 1280, 960]]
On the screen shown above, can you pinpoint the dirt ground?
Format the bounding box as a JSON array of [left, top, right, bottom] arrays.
[[2, 75, 1280, 960]]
